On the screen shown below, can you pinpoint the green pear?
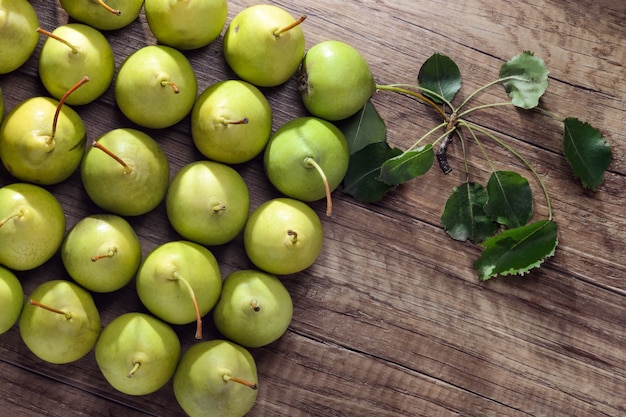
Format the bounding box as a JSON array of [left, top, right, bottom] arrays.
[[95, 312, 181, 396], [166, 160, 250, 246], [0, 266, 23, 334], [191, 80, 273, 164], [244, 198, 323, 275], [58, 0, 144, 31], [0, 93, 87, 185], [213, 269, 293, 348], [61, 214, 142, 293], [37, 23, 115, 105], [115, 45, 198, 129], [263, 116, 349, 215], [0, 183, 66, 271], [0, 0, 39, 74], [145, 0, 228, 50], [223, 4, 306, 87], [135, 240, 222, 339], [80, 128, 170, 216], [298, 40, 376, 121], [19, 280, 101, 364], [173, 340, 258, 417]]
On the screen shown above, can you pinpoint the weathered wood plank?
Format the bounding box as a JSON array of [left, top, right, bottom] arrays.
[[0, 0, 624, 416]]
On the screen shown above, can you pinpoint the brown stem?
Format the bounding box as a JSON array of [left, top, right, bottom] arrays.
[[37, 27, 78, 54], [436, 132, 454, 174], [250, 299, 260, 312], [91, 247, 118, 262], [92, 141, 133, 174], [436, 115, 458, 174], [223, 375, 258, 390], [51, 76, 90, 143], [161, 80, 180, 94], [287, 229, 298, 244], [273, 15, 306, 36], [29, 300, 72, 320], [96, 0, 121, 15]]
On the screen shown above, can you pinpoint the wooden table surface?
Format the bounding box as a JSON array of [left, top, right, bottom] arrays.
[[1, 1, 625, 416]]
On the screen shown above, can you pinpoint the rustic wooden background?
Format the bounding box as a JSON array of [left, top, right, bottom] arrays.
[[1, 0, 625, 416]]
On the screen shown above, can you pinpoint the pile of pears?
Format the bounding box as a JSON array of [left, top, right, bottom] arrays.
[[0, 1, 377, 416]]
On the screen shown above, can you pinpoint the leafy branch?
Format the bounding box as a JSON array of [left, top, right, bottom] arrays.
[[337, 51, 612, 281]]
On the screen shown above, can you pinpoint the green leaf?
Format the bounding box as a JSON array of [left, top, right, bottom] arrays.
[[378, 145, 434, 185], [484, 171, 533, 228], [441, 182, 498, 242], [418, 53, 461, 103], [343, 141, 402, 202], [473, 220, 558, 281], [499, 51, 549, 109], [563, 117, 612, 190], [334, 100, 387, 155]]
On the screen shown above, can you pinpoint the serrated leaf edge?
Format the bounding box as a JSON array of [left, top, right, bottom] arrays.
[[475, 220, 558, 281]]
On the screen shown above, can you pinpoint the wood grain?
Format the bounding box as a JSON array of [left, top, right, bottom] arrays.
[[1, 1, 625, 416]]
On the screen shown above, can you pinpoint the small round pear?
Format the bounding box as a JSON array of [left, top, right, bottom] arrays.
[[173, 340, 258, 417], [0, 0, 39, 74], [213, 270, 293, 348], [145, 0, 228, 50], [263, 117, 349, 215], [0, 95, 87, 185], [166, 160, 250, 246], [115, 45, 198, 129], [135, 241, 222, 339], [61, 214, 142, 293], [244, 198, 323, 275], [58, 0, 144, 31], [0, 266, 24, 334], [80, 128, 170, 216], [19, 280, 101, 364], [95, 312, 181, 396], [0, 183, 66, 271], [223, 4, 306, 87], [191, 80, 273, 164], [299, 40, 376, 121], [38, 23, 115, 105]]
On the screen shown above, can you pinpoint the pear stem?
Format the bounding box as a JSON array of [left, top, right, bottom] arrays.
[[171, 271, 203, 339], [50, 76, 90, 143], [29, 300, 72, 320], [96, 0, 122, 15], [287, 229, 298, 244], [223, 375, 258, 390], [161, 80, 180, 94], [37, 27, 79, 54], [127, 362, 141, 378], [219, 117, 249, 125], [273, 15, 307, 36], [304, 157, 332, 216], [0, 209, 24, 228], [212, 203, 227, 212], [91, 247, 118, 262], [250, 298, 260, 312], [92, 141, 133, 175]]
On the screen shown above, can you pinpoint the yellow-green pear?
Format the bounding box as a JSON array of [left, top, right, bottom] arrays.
[[223, 4, 306, 87], [19, 280, 101, 364], [174, 340, 258, 417]]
